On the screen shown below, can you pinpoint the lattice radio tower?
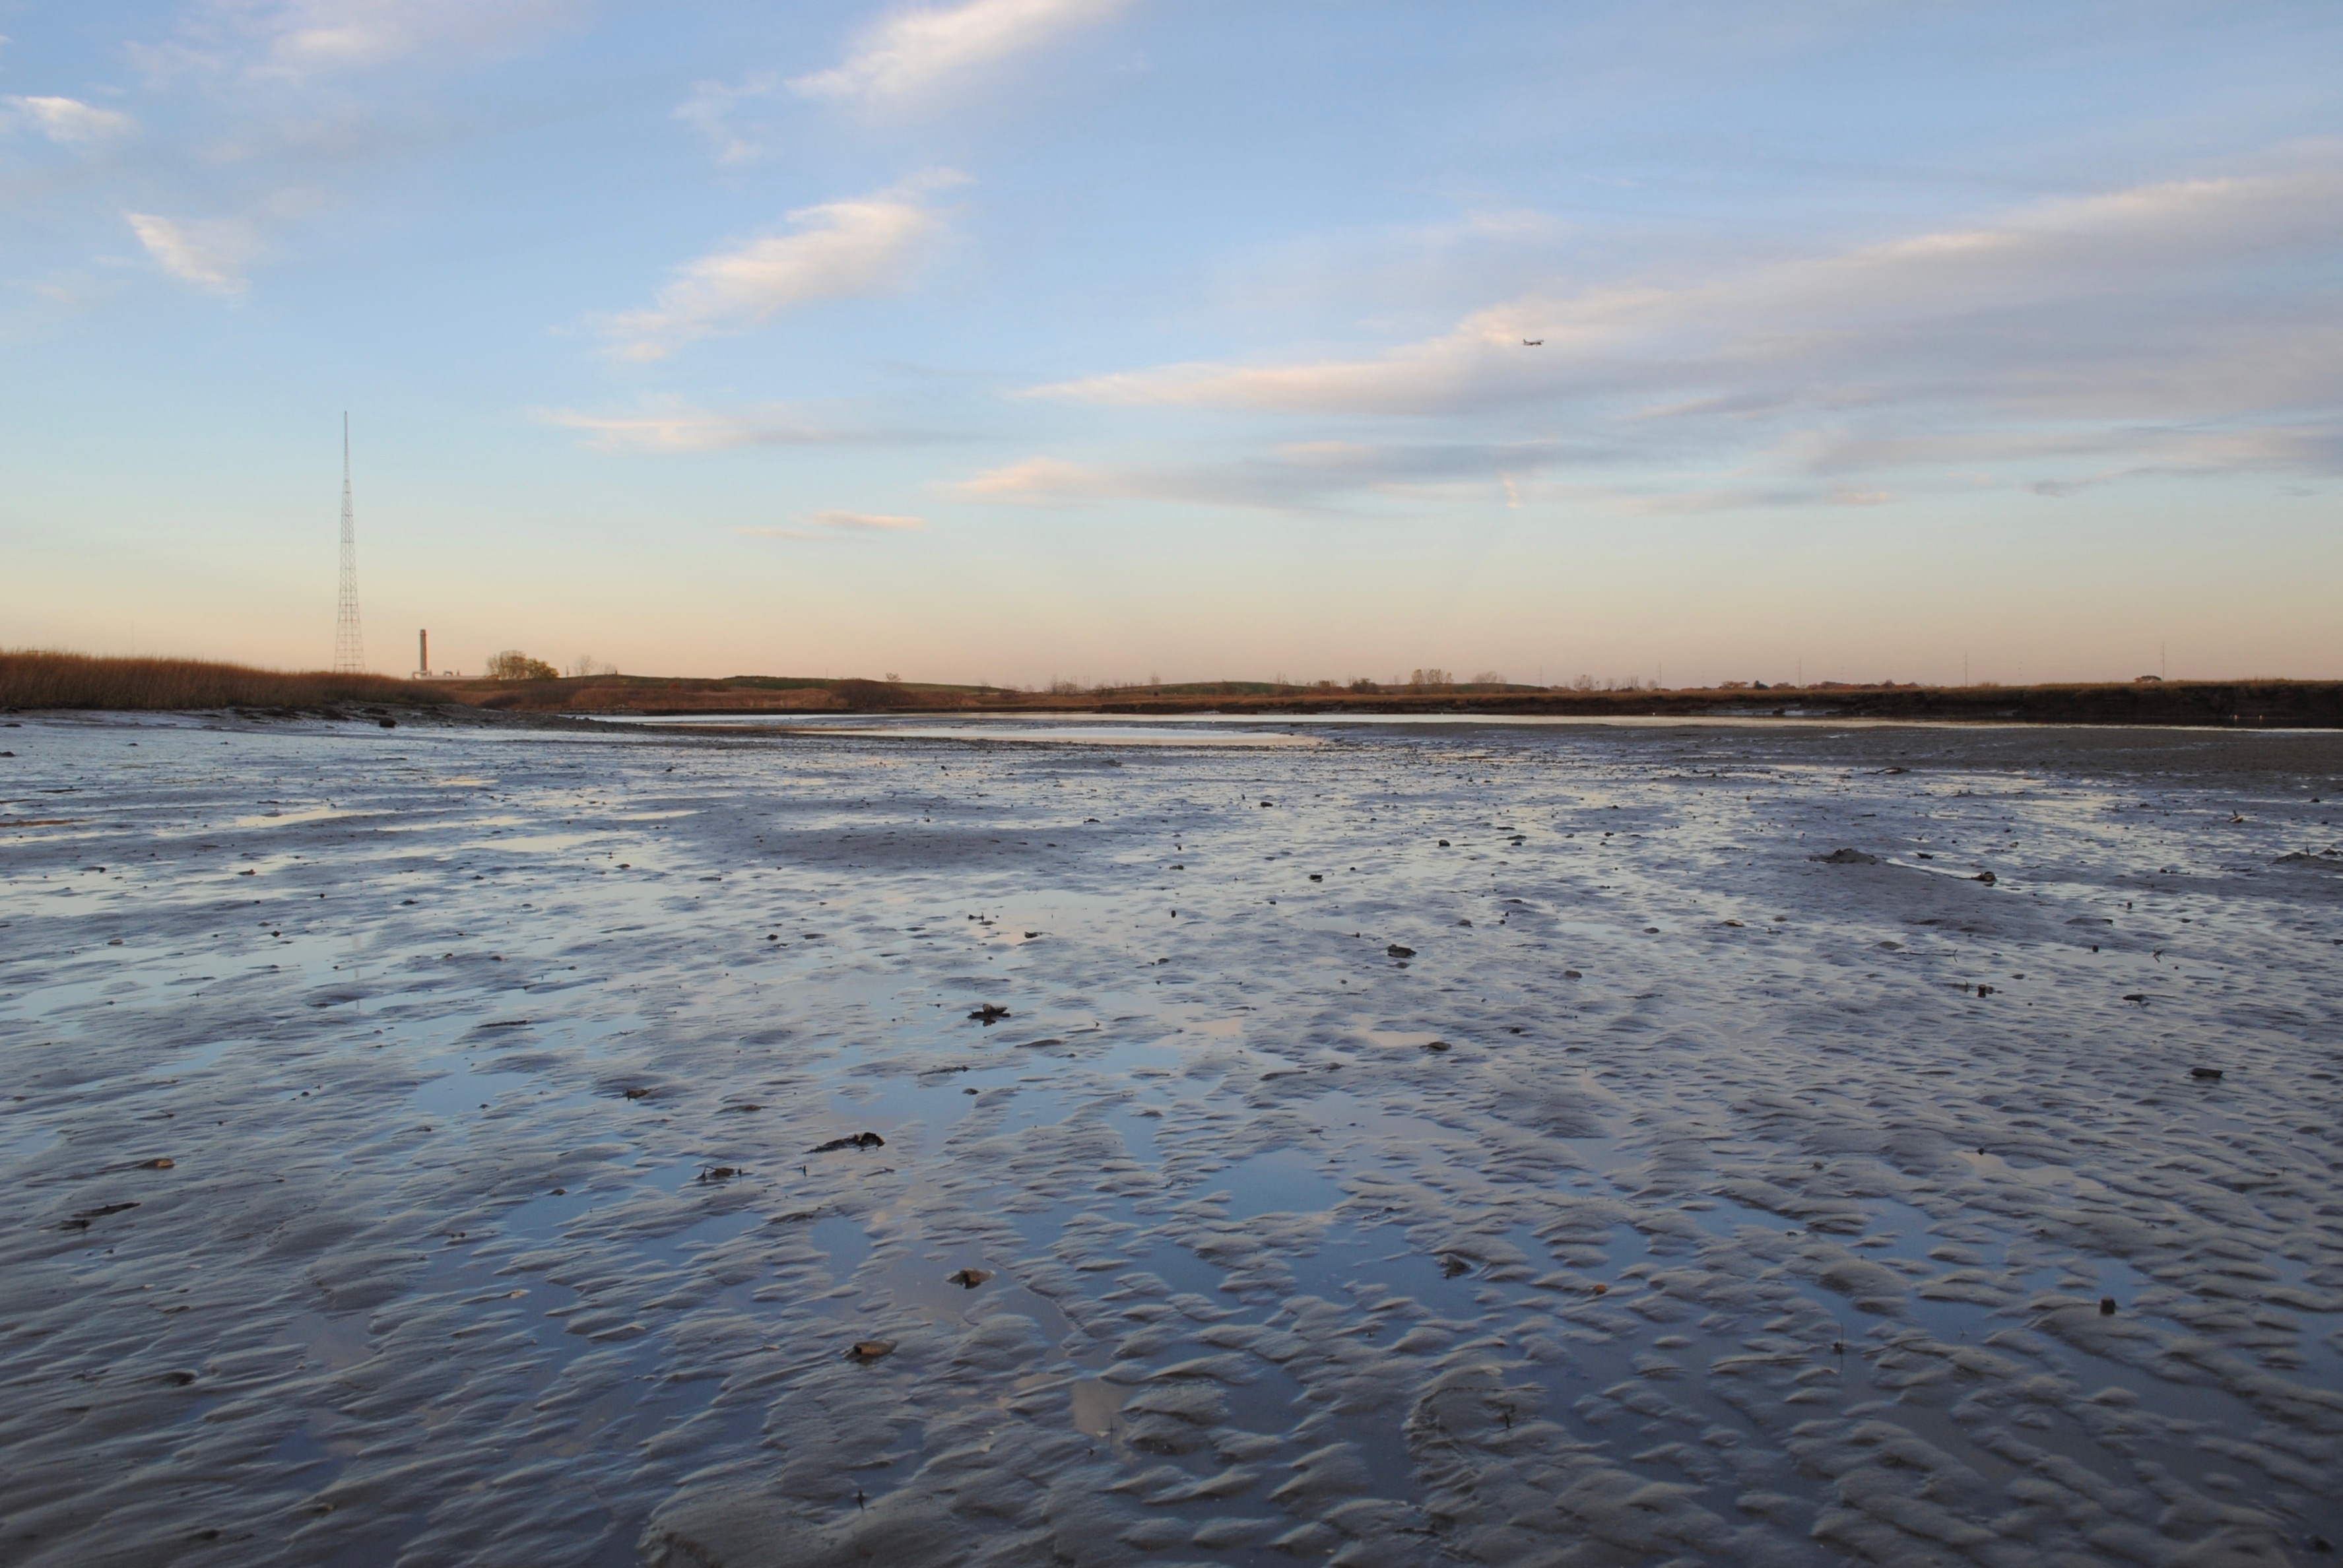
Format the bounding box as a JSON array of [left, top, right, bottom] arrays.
[[333, 413, 364, 673]]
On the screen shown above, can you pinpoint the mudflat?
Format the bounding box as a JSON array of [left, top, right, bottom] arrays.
[[3, 713, 2339, 1566]]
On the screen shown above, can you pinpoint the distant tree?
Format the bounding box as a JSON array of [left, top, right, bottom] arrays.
[[1468, 670, 1507, 687], [1349, 677, 1379, 693], [1408, 668, 1454, 690], [489, 650, 560, 681], [567, 654, 617, 678]]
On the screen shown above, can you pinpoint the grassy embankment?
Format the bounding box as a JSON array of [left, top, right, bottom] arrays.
[[0, 651, 454, 713], [6, 653, 2338, 728]]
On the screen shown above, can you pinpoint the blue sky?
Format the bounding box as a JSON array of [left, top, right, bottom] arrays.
[[2, 0, 2338, 686]]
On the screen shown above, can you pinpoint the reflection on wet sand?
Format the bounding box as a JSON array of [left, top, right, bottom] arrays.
[[2, 712, 2339, 1565]]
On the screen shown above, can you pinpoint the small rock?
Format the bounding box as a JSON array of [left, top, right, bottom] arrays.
[[696, 1166, 740, 1183], [1386, 944, 1415, 958], [2189, 1066, 2222, 1080], [2099, 1297, 2117, 1315], [1422, 1040, 1451, 1053], [946, 1268, 994, 1289], [1975, 870, 1997, 885], [1814, 849, 1878, 865], [846, 1340, 896, 1361], [1437, 839, 1451, 847]]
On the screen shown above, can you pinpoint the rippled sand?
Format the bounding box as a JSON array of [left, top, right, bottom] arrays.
[[3, 713, 2339, 1567]]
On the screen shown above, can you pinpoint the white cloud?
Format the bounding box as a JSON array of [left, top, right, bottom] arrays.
[[539, 401, 843, 453], [792, 0, 1127, 104], [5, 96, 136, 145], [674, 74, 781, 167], [599, 174, 963, 361], [125, 212, 260, 294]]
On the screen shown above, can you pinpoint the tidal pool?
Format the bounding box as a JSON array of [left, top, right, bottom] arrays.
[[2, 712, 2338, 1565]]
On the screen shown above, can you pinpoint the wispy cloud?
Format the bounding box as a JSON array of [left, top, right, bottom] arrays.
[[947, 439, 1589, 512], [674, 73, 781, 168], [808, 509, 925, 531], [1012, 158, 2343, 505], [5, 96, 137, 146], [599, 174, 964, 361], [791, 0, 1127, 104], [1034, 162, 2343, 430], [738, 510, 927, 540], [142, 0, 583, 81], [125, 212, 260, 294], [539, 400, 844, 453]]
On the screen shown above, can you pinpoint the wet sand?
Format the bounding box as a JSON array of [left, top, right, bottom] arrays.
[[3, 713, 2340, 1567]]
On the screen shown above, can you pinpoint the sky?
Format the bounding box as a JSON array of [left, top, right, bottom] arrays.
[[1, 0, 2338, 688]]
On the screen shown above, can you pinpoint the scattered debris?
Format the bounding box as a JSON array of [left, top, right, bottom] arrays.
[[135, 1158, 174, 1170], [808, 1132, 886, 1153], [968, 1004, 1011, 1024], [946, 1268, 994, 1289]]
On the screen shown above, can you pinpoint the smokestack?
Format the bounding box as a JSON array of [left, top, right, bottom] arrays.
[[418, 629, 430, 678]]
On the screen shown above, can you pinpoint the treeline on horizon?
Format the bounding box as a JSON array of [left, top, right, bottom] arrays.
[[3, 651, 2336, 729]]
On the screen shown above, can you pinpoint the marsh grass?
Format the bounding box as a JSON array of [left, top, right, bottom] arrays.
[[0, 651, 449, 711]]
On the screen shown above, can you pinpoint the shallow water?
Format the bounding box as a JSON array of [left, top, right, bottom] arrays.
[[2, 712, 2340, 1566]]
